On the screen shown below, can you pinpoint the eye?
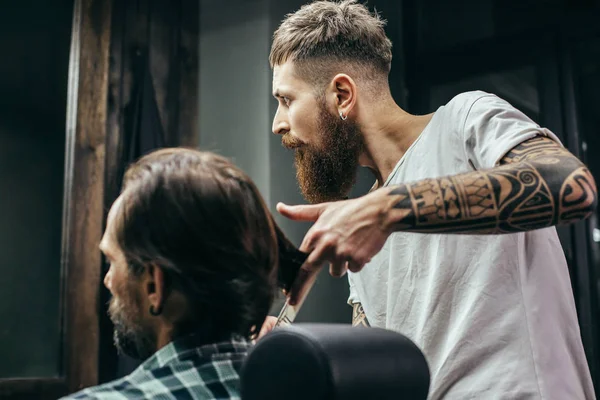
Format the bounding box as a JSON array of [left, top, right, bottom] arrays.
[[283, 97, 291, 106]]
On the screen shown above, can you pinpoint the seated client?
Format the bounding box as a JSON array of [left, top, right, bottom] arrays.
[[62, 148, 280, 399]]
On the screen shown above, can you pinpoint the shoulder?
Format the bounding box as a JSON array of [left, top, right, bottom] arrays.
[[444, 91, 529, 135], [447, 90, 496, 107], [139, 357, 242, 399], [426, 91, 498, 135], [61, 341, 246, 400], [443, 90, 499, 119], [59, 376, 135, 400], [59, 368, 172, 400], [60, 367, 240, 399], [185, 356, 244, 395]]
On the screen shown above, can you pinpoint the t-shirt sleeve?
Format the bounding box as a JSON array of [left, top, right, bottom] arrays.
[[462, 93, 562, 169], [347, 273, 359, 306]]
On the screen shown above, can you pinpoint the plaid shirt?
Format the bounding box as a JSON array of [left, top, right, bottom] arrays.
[[62, 335, 251, 400]]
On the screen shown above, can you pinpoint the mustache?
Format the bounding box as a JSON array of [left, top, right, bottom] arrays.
[[281, 134, 305, 150]]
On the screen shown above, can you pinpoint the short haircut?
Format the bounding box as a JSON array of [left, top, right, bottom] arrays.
[[116, 148, 277, 342], [270, 0, 393, 89]]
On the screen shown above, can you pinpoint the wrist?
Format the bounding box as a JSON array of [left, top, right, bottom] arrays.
[[369, 185, 413, 234]]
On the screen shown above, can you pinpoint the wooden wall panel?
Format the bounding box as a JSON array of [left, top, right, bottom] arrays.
[[62, 0, 113, 392]]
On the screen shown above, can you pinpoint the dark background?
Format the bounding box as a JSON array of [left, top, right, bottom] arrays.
[[0, 0, 72, 378]]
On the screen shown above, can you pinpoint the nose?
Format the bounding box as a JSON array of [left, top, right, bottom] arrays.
[[272, 107, 290, 135], [104, 266, 113, 291]]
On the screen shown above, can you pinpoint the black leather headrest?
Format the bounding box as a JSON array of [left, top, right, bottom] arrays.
[[240, 323, 430, 400]]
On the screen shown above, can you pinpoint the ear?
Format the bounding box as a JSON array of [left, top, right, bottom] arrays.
[[145, 263, 166, 314], [330, 73, 357, 119]]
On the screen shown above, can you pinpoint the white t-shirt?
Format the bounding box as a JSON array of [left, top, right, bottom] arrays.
[[348, 91, 595, 399]]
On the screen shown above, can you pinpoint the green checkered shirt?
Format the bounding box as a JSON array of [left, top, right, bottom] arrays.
[[62, 335, 251, 399]]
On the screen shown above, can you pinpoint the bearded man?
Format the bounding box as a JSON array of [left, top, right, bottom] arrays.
[[62, 148, 280, 399], [268, 1, 597, 399]]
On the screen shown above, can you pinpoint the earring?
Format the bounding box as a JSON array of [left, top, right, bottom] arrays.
[[149, 304, 163, 316], [339, 110, 348, 121]]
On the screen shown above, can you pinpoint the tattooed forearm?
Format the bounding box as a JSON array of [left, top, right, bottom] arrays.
[[387, 136, 597, 234], [352, 303, 370, 327]]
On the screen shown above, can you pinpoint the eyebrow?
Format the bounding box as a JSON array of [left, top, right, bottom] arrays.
[[273, 87, 292, 98]]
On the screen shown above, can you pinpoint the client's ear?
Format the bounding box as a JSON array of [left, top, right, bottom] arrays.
[[146, 263, 166, 316]]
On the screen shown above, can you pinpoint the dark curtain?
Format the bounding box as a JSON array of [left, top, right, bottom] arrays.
[[117, 48, 166, 377], [121, 49, 166, 178]]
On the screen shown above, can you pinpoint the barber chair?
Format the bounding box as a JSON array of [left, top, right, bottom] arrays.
[[240, 324, 430, 400]]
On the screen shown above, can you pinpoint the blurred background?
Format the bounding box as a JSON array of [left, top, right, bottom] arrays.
[[0, 0, 598, 398]]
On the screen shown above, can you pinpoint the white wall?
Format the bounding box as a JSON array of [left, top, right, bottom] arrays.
[[199, 0, 272, 200]]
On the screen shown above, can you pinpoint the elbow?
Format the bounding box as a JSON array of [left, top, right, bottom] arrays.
[[586, 172, 598, 213], [583, 167, 598, 214], [571, 167, 597, 220], [582, 191, 598, 219], [554, 166, 597, 224]]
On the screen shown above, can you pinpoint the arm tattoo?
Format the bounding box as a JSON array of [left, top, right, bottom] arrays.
[[352, 303, 370, 327], [388, 136, 597, 234]]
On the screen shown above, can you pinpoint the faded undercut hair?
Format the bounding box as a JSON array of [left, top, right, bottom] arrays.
[[270, 0, 393, 91]]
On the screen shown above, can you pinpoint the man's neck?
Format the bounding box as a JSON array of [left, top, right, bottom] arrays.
[[155, 324, 175, 352], [357, 100, 434, 186]]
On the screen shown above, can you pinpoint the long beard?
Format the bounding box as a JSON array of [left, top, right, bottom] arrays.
[[108, 293, 156, 361], [292, 106, 364, 204]]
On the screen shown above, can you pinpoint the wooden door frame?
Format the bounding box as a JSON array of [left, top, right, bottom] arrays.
[[61, 0, 113, 393]]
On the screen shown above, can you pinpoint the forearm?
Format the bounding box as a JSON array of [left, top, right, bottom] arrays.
[[383, 139, 597, 234]]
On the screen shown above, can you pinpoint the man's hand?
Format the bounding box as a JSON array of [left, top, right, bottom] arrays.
[[277, 191, 401, 305], [256, 316, 278, 340]]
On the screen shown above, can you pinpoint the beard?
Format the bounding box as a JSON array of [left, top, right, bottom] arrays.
[[108, 289, 156, 361], [283, 104, 364, 204]]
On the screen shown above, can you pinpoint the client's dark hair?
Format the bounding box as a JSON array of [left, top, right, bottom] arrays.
[[115, 148, 278, 342]]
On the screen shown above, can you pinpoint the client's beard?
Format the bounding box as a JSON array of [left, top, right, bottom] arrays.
[[287, 105, 364, 204], [108, 295, 156, 361]]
